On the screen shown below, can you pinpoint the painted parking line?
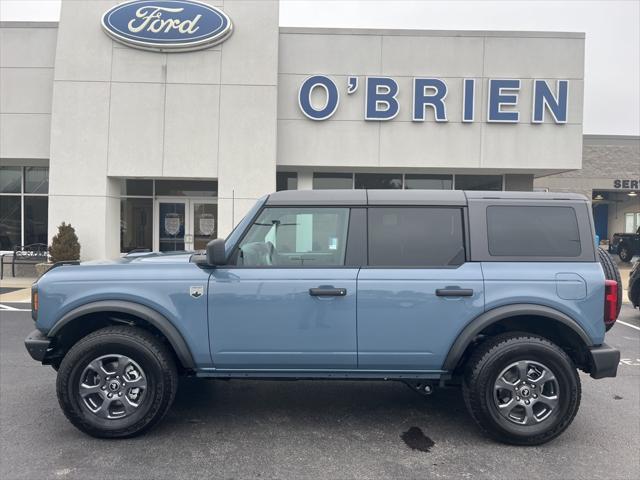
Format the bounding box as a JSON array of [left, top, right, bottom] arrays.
[[0, 304, 31, 312], [617, 320, 640, 332]]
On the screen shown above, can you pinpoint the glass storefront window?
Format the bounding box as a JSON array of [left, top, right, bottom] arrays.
[[120, 179, 153, 196], [24, 167, 49, 194], [355, 173, 403, 189], [313, 173, 353, 190], [455, 175, 503, 191], [405, 174, 453, 190], [0, 196, 21, 250], [24, 196, 48, 244], [276, 172, 298, 191], [193, 203, 217, 250], [0, 166, 22, 193], [0, 167, 49, 250], [155, 180, 217, 197], [120, 198, 153, 252]]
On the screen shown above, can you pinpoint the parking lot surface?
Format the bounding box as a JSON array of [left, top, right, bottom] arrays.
[[1, 304, 639, 480]]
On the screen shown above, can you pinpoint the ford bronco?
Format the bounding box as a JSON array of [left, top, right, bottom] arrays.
[[25, 190, 621, 445]]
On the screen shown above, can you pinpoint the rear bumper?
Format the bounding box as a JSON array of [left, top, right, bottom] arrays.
[[24, 329, 51, 362], [588, 343, 620, 379]]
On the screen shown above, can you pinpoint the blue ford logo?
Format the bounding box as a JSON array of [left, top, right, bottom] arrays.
[[101, 0, 233, 52]]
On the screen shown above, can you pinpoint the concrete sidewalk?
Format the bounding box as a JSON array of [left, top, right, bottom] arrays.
[[0, 277, 35, 303]]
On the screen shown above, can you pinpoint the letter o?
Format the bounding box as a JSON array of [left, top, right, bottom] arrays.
[[298, 75, 339, 120]]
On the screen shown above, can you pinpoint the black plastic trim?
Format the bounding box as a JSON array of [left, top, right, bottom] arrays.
[[442, 303, 593, 371], [24, 329, 51, 362], [587, 343, 620, 379], [47, 300, 195, 369]]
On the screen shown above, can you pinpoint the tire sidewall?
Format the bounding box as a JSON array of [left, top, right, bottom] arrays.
[[57, 333, 168, 436], [470, 339, 579, 443]]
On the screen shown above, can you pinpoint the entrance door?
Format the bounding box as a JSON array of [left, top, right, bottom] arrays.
[[155, 199, 217, 252]]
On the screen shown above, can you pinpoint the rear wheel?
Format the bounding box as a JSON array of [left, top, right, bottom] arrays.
[[598, 247, 623, 319], [463, 333, 581, 445], [56, 326, 178, 438]]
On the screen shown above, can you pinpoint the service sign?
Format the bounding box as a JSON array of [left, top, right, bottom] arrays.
[[101, 0, 233, 52]]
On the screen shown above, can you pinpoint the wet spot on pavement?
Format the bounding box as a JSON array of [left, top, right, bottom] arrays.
[[401, 426, 435, 452]]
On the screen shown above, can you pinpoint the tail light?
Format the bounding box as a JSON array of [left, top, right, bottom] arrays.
[[604, 280, 618, 330]]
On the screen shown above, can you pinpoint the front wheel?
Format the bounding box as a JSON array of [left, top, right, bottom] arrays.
[[56, 326, 178, 438], [463, 333, 581, 445], [618, 246, 634, 263]]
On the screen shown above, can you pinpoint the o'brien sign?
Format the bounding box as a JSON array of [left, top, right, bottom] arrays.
[[102, 0, 233, 52], [298, 76, 569, 124]]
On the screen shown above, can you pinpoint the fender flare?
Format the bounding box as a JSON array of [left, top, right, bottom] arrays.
[[47, 300, 195, 369], [442, 304, 593, 372]]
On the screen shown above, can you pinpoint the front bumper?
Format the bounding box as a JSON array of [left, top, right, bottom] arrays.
[[24, 329, 51, 362], [588, 343, 620, 379]]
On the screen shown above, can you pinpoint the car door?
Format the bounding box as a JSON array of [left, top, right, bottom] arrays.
[[208, 206, 362, 370], [357, 206, 484, 371]]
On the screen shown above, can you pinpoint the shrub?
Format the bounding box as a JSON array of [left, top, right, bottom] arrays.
[[49, 222, 81, 263]]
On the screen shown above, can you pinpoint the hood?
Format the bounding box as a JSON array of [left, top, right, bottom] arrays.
[[81, 251, 194, 266]]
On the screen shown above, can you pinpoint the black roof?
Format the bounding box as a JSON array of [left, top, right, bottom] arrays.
[[265, 189, 588, 206]]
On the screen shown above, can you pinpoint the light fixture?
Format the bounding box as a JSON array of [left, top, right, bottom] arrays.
[[593, 194, 604, 201], [628, 191, 638, 197]]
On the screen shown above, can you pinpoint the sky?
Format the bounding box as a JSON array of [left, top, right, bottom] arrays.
[[1, 0, 639, 136]]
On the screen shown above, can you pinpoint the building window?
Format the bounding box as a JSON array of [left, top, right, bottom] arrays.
[[311, 172, 503, 191], [405, 174, 453, 190], [120, 198, 153, 253], [455, 175, 503, 191], [0, 166, 49, 251], [355, 173, 403, 189], [154, 179, 217, 197], [313, 172, 354, 189], [625, 212, 640, 233], [276, 172, 298, 191]]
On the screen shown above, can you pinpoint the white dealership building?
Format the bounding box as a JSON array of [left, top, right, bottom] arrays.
[[1, 0, 638, 262]]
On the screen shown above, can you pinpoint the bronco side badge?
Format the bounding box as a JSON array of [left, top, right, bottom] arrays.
[[190, 286, 204, 298]]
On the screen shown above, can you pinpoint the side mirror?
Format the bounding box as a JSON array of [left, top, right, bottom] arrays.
[[206, 238, 226, 266]]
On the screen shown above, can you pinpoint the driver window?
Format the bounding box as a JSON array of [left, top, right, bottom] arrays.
[[236, 207, 350, 267]]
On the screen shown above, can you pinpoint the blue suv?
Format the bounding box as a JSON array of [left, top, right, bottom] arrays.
[[25, 190, 621, 444]]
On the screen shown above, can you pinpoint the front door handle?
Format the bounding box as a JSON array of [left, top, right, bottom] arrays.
[[436, 288, 474, 297], [309, 287, 347, 297]]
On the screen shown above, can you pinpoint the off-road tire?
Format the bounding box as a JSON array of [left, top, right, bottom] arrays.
[[463, 333, 581, 446], [56, 326, 178, 438], [598, 246, 623, 318]]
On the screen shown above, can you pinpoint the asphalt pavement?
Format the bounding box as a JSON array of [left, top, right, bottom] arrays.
[[1, 304, 638, 480]]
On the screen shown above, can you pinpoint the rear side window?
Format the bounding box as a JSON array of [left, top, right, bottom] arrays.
[[487, 206, 581, 257], [368, 208, 465, 267]]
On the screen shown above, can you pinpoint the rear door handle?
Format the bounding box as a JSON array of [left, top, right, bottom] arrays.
[[309, 287, 347, 297], [436, 288, 474, 297]]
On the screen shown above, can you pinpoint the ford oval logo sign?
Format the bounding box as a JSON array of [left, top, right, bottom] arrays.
[[101, 0, 233, 52]]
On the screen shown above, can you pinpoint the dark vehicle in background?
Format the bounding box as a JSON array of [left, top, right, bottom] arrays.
[[610, 227, 640, 262], [629, 260, 640, 308]]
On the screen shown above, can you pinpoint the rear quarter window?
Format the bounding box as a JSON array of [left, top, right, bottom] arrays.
[[487, 205, 581, 257]]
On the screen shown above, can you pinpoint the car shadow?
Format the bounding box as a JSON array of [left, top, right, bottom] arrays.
[[153, 377, 480, 442]]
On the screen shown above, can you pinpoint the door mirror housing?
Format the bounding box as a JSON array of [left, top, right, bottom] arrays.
[[206, 238, 226, 266]]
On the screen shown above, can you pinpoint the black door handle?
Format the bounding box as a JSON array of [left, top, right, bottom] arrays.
[[436, 288, 474, 297], [309, 287, 347, 297]]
